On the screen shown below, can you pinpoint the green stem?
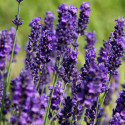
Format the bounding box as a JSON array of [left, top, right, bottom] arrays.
[[0, 2, 21, 122], [80, 106, 86, 124], [43, 73, 58, 125]]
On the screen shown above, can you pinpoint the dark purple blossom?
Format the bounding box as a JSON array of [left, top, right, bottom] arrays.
[[78, 2, 91, 35], [43, 11, 55, 31], [98, 17, 125, 75], [84, 31, 97, 67], [0, 30, 11, 70], [25, 16, 55, 87], [56, 4, 78, 54], [85, 31, 97, 49], [58, 47, 78, 83], [84, 102, 103, 125], [12, 15, 23, 26], [25, 17, 43, 83], [39, 30, 53, 64], [58, 96, 73, 125]]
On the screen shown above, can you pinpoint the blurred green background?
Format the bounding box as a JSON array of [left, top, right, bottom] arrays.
[[0, 0, 125, 81]]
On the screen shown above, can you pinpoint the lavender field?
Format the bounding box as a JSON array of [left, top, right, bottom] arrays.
[[0, 0, 125, 124]]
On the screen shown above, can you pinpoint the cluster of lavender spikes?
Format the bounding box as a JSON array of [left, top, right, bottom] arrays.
[[1, 0, 125, 125]]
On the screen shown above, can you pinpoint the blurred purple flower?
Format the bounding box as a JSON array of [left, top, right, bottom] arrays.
[[11, 70, 48, 125]]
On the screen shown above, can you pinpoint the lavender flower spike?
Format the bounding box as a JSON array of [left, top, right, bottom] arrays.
[[98, 17, 125, 75], [78, 2, 91, 35], [25, 17, 43, 83], [43, 11, 55, 31], [56, 4, 78, 54]]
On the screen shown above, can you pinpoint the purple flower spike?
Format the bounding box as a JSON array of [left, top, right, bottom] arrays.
[[98, 17, 125, 75], [44, 11, 55, 31], [85, 31, 97, 49], [25, 17, 43, 83], [78, 2, 91, 35], [56, 4, 78, 53], [58, 47, 78, 83]]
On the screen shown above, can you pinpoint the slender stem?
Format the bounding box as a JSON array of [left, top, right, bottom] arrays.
[[50, 111, 56, 125], [0, 2, 21, 122], [93, 96, 99, 125], [76, 34, 80, 43], [80, 106, 86, 124], [43, 73, 58, 125], [17, 3, 20, 17]]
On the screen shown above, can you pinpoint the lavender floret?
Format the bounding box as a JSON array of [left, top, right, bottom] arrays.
[[12, 15, 23, 26]]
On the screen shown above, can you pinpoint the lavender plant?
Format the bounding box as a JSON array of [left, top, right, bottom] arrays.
[[0, 0, 125, 125]]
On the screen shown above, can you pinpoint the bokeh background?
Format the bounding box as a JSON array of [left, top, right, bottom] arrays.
[[1, 0, 125, 121], [0, 0, 125, 86]]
